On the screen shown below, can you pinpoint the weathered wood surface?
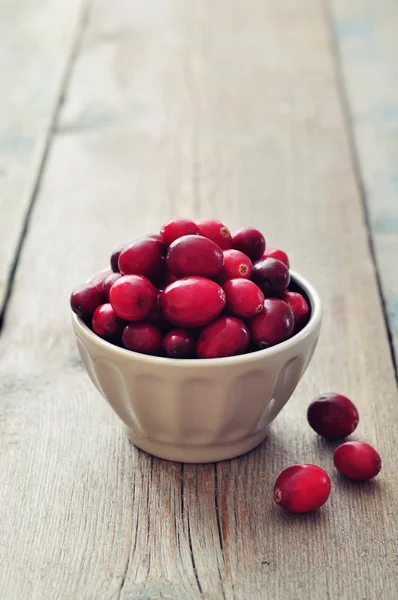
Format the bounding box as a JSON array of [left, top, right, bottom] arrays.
[[1, 1, 398, 598], [0, 0, 85, 318], [329, 0, 398, 372]]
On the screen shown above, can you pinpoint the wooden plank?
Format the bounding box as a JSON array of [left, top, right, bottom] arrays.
[[328, 0, 398, 370], [0, 0, 85, 318], [1, 0, 398, 598]]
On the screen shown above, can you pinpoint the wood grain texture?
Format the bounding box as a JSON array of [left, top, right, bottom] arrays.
[[1, 1, 398, 598], [0, 0, 85, 317], [328, 0, 398, 371]]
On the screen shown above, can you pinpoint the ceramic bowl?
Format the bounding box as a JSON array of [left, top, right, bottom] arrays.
[[72, 270, 322, 463]]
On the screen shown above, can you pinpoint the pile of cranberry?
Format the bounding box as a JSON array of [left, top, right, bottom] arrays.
[[70, 217, 310, 359], [274, 392, 382, 513]]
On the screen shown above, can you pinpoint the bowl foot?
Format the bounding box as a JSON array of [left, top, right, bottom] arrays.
[[127, 429, 269, 463]]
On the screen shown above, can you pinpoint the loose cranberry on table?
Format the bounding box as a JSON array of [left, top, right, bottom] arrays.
[[160, 277, 226, 328], [282, 291, 310, 332], [307, 393, 359, 439], [196, 217, 232, 250], [334, 441, 381, 480], [102, 272, 122, 302], [231, 227, 265, 261], [122, 323, 162, 355], [250, 298, 294, 348], [118, 236, 166, 283], [70, 282, 104, 320], [259, 247, 290, 268], [109, 275, 157, 321], [92, 304, 125, 342], [162, 329, 196, 359], [197, 316, 250, 359], [273, 464, 331, 513], [218, 249, 252, 284], [223, 279, 264, 319], [252, 257, 290, 296], [160, 218, 199, 246], [166, 235, 223, 279]]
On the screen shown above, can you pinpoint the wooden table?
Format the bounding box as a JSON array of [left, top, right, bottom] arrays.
[[1, 1, 398, 598]]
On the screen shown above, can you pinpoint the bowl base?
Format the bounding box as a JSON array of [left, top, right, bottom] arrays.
[[127, 428, 269, 463]]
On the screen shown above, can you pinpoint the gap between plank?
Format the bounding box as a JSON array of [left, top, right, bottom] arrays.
[[322, 0, 398, 385], [0, 0, 91, 332]]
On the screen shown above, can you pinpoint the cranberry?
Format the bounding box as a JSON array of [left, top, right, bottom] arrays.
[[195, 217, 232, 250], [164, 268, 178, 285], [259, 247, 289, 268], [250, 298, 294, 348], [307, 393, 359, 439], [147, 293, 172, 333], [110, 245, 125, 272], [334, 441, 381, 480], [160, 218, 199, 246], [252, 258, 290, 296], [282, 291, 310, 332], [223, 279, 264, 319], [162, 329, 196, 358], [122, 323, 162, 355], [231, 227, 265, 261], [118, 236, 166, 282], [92, 304, 125, 342], [160, 277, 226, 328], [88, 269, 111, 294], [109, 275, 157, 321], [147, 233, 163, 242], [70, 282, 103, 320], [197, 316, 249, 358], [218, 249, 252, 283], [273, 465, 331, 513], [102, 272, 122, 302], [166, 235, 223, 279]]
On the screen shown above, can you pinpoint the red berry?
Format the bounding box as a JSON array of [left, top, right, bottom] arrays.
[[92, 304, 125, 342], [250, 298, 294, 348], [273, 465, 331, 513], [307, 393, 359, 439], [102, 272, 122, 302], [282, 291, 310, 332], [259, 247, 289, 267], [147, 293, 172, 333], [197, 316, 249, 359], [334, 441, 381, 480], [88, 269, 112, 294], [118, 236, 166, 282], [160, 218, 199, 246], [218, 249, 252, 284], [164, 268, 178, 285], [223, 279, 264, 319], [110, 245, 125, 272], [196, 217, 232, 250], [231, 227, 265, 261], [166, 235, 223, 279], [122, 323, 162, 355], [252, 258, 290, 296], [160, 277, 226, 328], [110, 275, 157, 321], [70, 282, 103, 320], [162, 329, 196, 358], [147, 233, 163, 243]]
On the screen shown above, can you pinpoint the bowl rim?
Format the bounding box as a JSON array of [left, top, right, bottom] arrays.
[[72, 269, 322, 368]]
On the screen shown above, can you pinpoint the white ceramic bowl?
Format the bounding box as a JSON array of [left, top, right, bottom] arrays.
[[72, 271, 322, 463]]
